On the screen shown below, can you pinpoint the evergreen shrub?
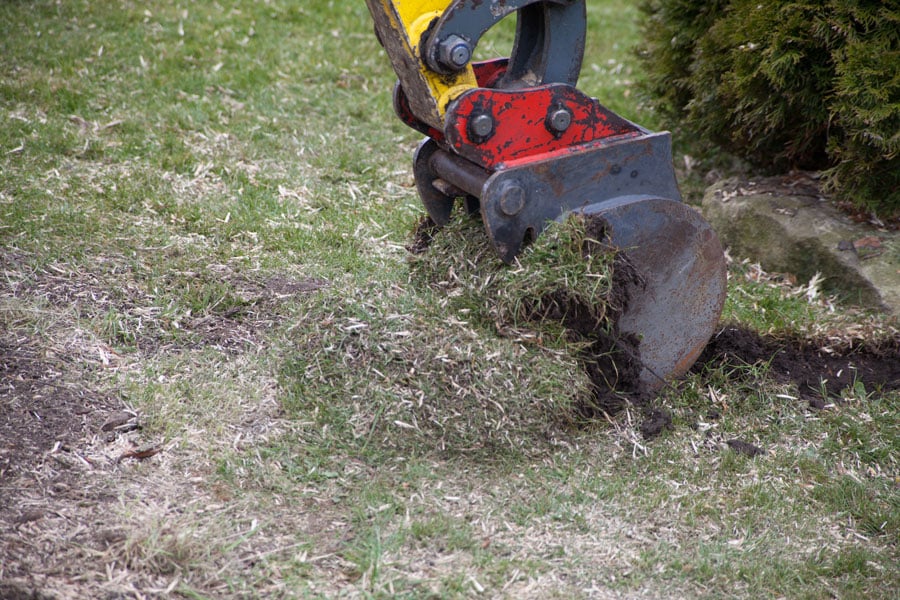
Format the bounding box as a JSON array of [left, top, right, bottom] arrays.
[[637, 0, 899, 216]]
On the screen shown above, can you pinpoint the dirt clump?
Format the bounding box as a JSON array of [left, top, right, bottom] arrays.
[[571, 217, 648, 415], [407, 215, 440, 255], [726, 438, 766, 457], [640, 408, 674, 439]]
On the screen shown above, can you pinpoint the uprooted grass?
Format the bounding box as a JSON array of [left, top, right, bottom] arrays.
[[408, 211, 617, 335], [279, 215, 616, 460], [408, 211, 648, 414]]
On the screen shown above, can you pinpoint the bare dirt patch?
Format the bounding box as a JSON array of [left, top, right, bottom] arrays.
[[0, 248, 323, 500], [695, 324, 900, 401], [159, 271, 328, 353], [0, 336, 121, 505], [0, 329, 143, 593], [0, 255, 322, 480], [2, 248, 326, 355]]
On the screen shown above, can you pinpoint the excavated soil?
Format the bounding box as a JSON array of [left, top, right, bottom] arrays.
[[406, 215, 440, 255], [512, 215, 899, 423], [408, 213, 651, 422], [695, 325, 900, 403], [575, 318, 899, 435], [515, 215, 647, 417]]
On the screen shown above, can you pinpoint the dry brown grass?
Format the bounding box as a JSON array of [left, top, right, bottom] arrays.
[[0, 244, 329, 598]]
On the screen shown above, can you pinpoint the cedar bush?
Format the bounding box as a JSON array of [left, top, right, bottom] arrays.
[[637, 0, 900, 216]]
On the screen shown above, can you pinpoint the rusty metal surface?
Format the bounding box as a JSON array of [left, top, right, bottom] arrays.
[[476, 131, 681, 261], [415, 138, 491, 225], [413, 139, 457, 226], [421, 135, 726, 387], [581, 197, 727, 391], [393, 59, 510, 140], [368, 1, 728, 389], [429, 144, 491, 198], [366, 0, 491, 130], [365, 0, 445, 130]]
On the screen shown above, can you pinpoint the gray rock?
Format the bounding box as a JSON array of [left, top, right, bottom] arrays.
[[702, 176, 899, 313]]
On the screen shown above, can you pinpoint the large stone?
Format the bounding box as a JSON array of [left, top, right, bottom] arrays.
[[702, 176, 899, 313]]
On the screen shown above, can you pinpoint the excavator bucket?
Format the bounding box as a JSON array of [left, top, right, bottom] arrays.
[[580, 197, 726, 392]]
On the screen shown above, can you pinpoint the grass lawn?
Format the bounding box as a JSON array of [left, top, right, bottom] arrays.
[[1, 1, 897, 598]]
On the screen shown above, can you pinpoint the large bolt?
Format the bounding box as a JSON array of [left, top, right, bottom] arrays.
[[468, 112, 494, 142], [499, 184, 526, 217], [437, 35, 472, 71], [547, 107, 573, 134]]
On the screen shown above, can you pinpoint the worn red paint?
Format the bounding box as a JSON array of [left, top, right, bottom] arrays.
[[445, 84, 641, 169], [394, 59, 641, 170]]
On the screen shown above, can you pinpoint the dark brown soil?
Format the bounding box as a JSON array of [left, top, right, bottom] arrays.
[[529, 247, 899, 432], [408, 212, 648, 415], [0, 338, 119, 510], [4, 247, 327, 356], [726, 438, 766, 457], [695, 325, 900, 402], [1, 249, 326, 480], [578, 224, 647, 421], [406, 214, 898, 438], [407, 215, 440, 255], [640, 408, 674, 438]]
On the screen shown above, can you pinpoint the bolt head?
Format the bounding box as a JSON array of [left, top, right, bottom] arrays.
[[449, 43, 470, 67], [548, 108, 572, 133], [469, 113, 494, 141], [499, 184, 526, 216]]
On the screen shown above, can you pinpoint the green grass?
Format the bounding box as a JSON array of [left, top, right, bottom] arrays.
[[1, 1, 897, 599]]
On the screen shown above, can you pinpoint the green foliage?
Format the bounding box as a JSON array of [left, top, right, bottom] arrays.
[[638, 0, 900, 216]]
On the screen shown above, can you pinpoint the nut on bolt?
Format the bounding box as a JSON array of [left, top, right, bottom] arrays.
[[437, 35, 472, 71]]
